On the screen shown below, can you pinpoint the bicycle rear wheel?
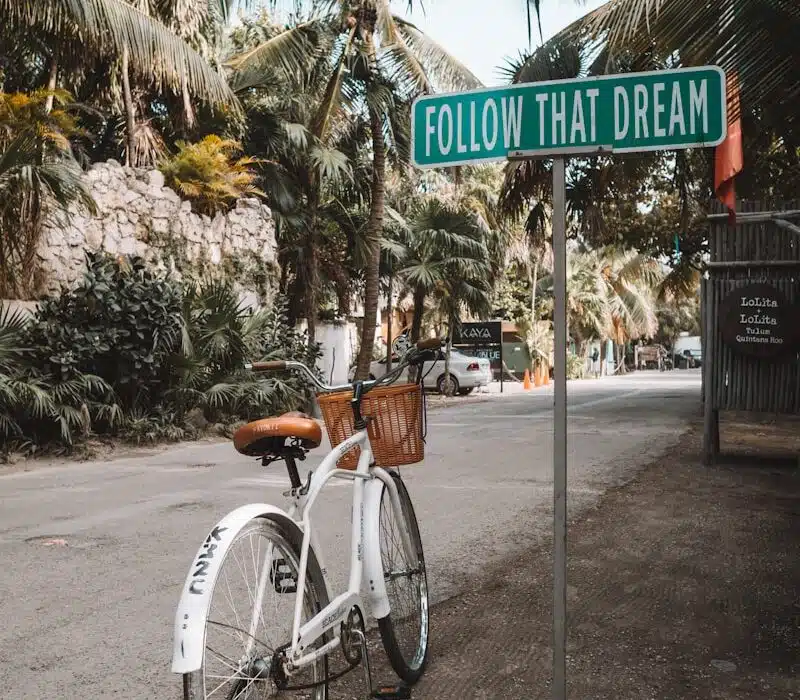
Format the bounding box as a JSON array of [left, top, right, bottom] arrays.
[[181, 517, 329, 700], [376, 471, 429, 684]]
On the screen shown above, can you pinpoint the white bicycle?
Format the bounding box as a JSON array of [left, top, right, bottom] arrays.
[[171, 338, 443, 699]]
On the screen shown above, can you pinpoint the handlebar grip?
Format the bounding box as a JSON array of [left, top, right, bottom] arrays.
[[250, 360, 287, 371], [416, 337, 444, 351]]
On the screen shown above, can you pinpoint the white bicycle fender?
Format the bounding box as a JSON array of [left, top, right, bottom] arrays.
[[171, 503, 299, 674], [362, 478, 391, 620]]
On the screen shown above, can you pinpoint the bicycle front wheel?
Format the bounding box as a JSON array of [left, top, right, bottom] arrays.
[[181, 517, 330, 700], [376, 470, 429, 684]]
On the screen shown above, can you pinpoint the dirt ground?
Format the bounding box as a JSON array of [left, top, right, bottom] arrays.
[[332, 415, 800, 700]]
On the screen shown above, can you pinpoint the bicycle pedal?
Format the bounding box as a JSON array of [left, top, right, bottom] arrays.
[[269, 558, 297, 593], [371, 684, 411, 699]]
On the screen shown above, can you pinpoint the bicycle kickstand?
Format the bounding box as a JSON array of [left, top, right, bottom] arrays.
[[350, 628, 411, 700]]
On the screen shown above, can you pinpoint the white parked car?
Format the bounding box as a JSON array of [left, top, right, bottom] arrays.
[[349, 348, 492, 395]]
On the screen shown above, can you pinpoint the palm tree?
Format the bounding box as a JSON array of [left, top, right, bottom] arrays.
[[519, 1, 800, 217], [227, 1, 482, 379], [228, 15, 370, 346], [3, 1, 237, 100], [524, 0, 799, 107], [597, 247, 661, 358], [499, 33, 666, 248], [451, 165, 511, 286], [387, 196, 493, 393], [2, 0, 240, 164], [560, 0, 799, 121], [536, 244, 661, 370], [0, 90, 97, 298], [505, 220, 553, 369]]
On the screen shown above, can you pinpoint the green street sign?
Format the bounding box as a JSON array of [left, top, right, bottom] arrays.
[[411, 66, 727, 168]]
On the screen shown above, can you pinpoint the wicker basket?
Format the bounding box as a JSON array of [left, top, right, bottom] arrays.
[[316, 383, 425, 470]]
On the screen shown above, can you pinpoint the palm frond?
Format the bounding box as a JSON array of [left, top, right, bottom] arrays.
[[309, 144, 352, 184], [502, 33, 586, 85], [309, 25, 357, 139], [565, 0, 800, 118], [0, 410, 23, 439], [225, 20, 326, 91], [658, 262, 700, 302], [202, 381, 238, 409], [0, 305, 31, 372], [390, 16, 484, 93], [11, 378, 55, 420], [2, 0, 239, 108], [282, 122, 311, 150]]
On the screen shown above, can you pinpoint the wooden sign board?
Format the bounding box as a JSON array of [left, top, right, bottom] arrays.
[[453, 320, 504, 391], [718, 282, 800, 360]]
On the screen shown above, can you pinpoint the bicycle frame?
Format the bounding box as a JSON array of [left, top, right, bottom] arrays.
[[171, 417, 417, 677], [280, 425, 415, 672]]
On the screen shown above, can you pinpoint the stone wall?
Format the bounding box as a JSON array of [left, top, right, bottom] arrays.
[[37, 160, 278, 302]]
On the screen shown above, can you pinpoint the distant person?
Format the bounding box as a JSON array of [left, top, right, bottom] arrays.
[[591, 347, 600, 377]]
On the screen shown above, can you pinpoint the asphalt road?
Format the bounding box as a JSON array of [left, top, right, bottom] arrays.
[[0, 370, 700, 699]]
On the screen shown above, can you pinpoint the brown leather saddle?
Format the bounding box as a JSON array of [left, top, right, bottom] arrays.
[[233, 411, 322, 458]]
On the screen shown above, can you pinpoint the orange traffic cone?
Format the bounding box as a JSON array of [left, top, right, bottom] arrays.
[[523, 368, 532, 390]]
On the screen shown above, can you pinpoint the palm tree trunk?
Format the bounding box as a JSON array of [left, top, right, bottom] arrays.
[[121, 45, 136, 167], [305, 202, 320, 351], [386, 270, 393, 372], [44, 57, 58, 113], [599, 340, 606, 376], [181, 70, 196, 135], [305, 247, 317, 351], [354, 103, 386, 380], [409, 287, 426, 343]]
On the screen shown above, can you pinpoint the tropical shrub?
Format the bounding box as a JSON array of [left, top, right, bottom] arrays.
[[0, 304, 35, 443], [160, 135, 264, 216], [0, 304, 115, 454], [173, 279, 321, 423], [566, 353, 587, 380], [1, 253, 321, 458], [23, 252, 184, 411]]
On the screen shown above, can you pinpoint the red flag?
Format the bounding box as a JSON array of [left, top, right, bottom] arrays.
[[714, 71, 743, 225]]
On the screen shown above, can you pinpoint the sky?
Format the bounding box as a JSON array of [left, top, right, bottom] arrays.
[[399, 0, 606, 87], [233, 1, 607, 87]]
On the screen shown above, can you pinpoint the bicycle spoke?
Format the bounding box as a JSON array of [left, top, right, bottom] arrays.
[[185, 519, 328, 700]]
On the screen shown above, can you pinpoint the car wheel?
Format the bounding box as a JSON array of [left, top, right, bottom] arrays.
[[437, 374, 459, 395]]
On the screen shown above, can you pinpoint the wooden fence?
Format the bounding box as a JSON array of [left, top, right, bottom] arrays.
[[701, 199, 800, 463]]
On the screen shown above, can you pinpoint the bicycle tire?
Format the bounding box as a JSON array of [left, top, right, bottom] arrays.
[[181, 517, 330, 700], [376, 471, 429, 684]]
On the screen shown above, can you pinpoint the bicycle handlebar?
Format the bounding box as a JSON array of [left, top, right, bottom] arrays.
[[244, 337, 446, 393], [249, 360, 287, 372]]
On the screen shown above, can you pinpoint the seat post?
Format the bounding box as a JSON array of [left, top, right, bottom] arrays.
[[284, 454, 302, 490]]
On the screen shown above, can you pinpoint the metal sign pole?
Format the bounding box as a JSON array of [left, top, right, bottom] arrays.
[[509, 147, 606, 700], [552, 156, 568, 700], [411, 65, 727, 700]]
